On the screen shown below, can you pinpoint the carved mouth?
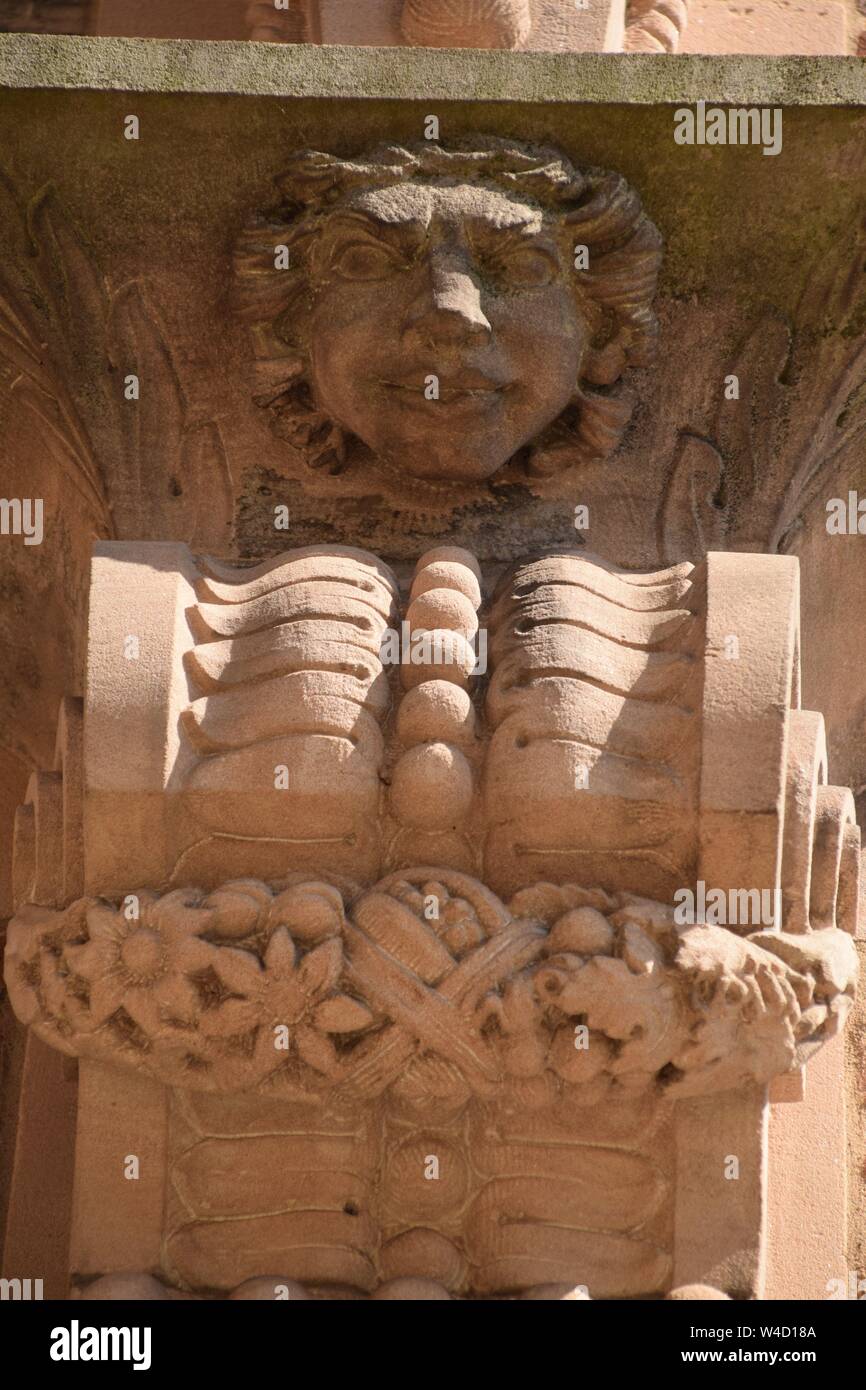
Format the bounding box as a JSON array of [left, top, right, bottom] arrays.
[[379, 377, 510, 404]]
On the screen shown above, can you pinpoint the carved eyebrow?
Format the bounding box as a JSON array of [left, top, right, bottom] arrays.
[[318, 209, 561, 265], [320, 210, 426, 245], [468, 220, 561, 256]]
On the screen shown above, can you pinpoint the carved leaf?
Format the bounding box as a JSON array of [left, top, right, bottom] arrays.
[[658, 431, 727, 563], [769, 222, 866, 550], [714, 307, 792, 517], [181, 419, 234, 551], [1, 165, 234, 546], [0, 174, 113, 532], [212, 944, 264, 996], [104, 280, 235, 543], [295, 1025, 338, 1075], [655, 226, 866, 558], [298, 938, 343, 998], [313, 995, 375, 1034]]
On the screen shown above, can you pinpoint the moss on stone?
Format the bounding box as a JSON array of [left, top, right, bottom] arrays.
[[2, 34, 866, 107]]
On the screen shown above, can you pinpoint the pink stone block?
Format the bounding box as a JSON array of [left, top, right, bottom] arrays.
[[680, 0, 848, 54], [765, 1033, 848, 1299]]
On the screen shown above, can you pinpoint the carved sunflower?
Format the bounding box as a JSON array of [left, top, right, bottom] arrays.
[[64, 892, 218, 1036], [212, 927, 374, 1078]]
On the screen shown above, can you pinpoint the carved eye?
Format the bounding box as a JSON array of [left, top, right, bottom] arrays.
[[491, 245, 558, 289], [330, 240, 403, 282]]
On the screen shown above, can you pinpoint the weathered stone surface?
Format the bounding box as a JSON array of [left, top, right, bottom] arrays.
[[7, 873, 855, 1098], [1, 36, 865, 1305], [681, 0, 848, 55]]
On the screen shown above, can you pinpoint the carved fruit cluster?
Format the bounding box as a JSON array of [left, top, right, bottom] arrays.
[[5, 870, 856, 1106]]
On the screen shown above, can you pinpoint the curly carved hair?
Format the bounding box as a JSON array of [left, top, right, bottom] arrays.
[[232, 137, 662, 479]]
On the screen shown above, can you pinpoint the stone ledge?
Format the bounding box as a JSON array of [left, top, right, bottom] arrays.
[[1, 33, 866, 105]]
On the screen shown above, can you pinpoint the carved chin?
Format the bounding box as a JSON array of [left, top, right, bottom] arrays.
[[361, 398, 536, 481], [375, 436, 517, 486], [378, 435, 518, 482]]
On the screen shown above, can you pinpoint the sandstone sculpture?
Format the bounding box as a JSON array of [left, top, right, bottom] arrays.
[[623, 0, 691, 51], [400, 0, 533, 49], [3, 1, 851, 56], [233, 139, 661, 492], [2, 135, 861, 1300]]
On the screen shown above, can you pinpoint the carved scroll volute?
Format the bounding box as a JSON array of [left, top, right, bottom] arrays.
[[676, 551, 860, 1300], [697, 552, 800, 926], [700, 552, 860, 938], [81, 541, 202, 896], [9, 542, 201, 901], [623, 0, 690, 52], [780, 713, 860, 937]]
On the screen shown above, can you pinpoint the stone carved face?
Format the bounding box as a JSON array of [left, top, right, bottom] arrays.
[[234, 139, 662, 485], [308, 184, 586, 480]]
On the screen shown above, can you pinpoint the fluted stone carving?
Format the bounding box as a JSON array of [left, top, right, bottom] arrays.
[[400, 0, 533, 49]]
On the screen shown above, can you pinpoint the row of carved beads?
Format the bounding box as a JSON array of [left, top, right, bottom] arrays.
[[390, 547, 482, 833]]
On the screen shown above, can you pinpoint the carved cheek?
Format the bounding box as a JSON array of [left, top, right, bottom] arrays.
[[312, 286, 407, 374], [492, 290, 584, 396], [308, 292, 379, 411]]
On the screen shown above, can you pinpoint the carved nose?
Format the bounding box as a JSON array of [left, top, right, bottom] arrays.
[[405, 264, 492, 345]]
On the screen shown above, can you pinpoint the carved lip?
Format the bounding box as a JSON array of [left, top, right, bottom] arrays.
[[378, 371, 511, 404]]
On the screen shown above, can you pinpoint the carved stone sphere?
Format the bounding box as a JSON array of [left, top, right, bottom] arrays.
[[371, 1278, 452, 1300], [230, 1277, 310, 1300], [667, 1284, 732, 1300], [80, 1273, 171, 1300]]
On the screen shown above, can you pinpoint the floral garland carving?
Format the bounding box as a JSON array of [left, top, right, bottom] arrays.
[[5, 870, 855, 1107]]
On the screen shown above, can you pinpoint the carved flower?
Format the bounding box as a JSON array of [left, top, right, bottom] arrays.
[[64, 892, 218, 1036], [213, 927, 374, 1076], [5, 902, 93, 1033]]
